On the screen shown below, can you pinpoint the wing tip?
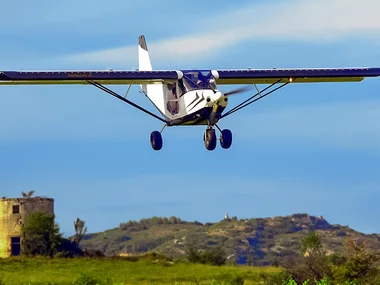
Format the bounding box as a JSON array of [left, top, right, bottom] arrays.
[[0, 72, 10, 80]]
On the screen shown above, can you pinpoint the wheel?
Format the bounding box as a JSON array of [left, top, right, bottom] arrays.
[[220, 129, 232, 149], [150, 131, 163, 151], [204, 128, 217, 151]]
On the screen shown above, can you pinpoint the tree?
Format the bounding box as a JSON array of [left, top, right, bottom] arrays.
[[334, 238, 380, 283], [283, 231, 332, 284], [73, 218, 87, 245], [301, 231, 322, 255], [21, 190, 35, 198], [21, 211, 62, 257]]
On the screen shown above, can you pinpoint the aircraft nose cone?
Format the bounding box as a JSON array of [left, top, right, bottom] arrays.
[[213, 91, 224, 101]]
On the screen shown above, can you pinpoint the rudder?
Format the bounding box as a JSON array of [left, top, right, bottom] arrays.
[[138, 35, 166, 116], [138, 35, 152, 72]]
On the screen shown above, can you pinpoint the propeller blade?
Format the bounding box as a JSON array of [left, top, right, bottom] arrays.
[[224, 86, 251, 96]]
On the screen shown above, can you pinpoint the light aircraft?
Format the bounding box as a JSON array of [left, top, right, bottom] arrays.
[[1, 35, 380, 151]]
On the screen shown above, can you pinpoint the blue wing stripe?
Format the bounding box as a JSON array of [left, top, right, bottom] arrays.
[[0, 72, 10, 80], [0, 70, 179, 81], [216, 68, 380, 79]]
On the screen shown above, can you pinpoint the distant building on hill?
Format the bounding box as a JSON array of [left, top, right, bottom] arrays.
[[0, 196, 54, 258]]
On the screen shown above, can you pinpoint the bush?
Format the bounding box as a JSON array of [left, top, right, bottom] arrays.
[[333, 238, 380, 284], [281, 231, 332, 284], [281, 232, 380, 284], [22, 212, 62, 257], [83, 249, 105, 257], [185, 244, 226, 266], [55, 238, 83, 258]]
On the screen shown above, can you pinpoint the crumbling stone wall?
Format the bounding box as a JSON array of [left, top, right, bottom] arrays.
[[0, 197, 54, 258]]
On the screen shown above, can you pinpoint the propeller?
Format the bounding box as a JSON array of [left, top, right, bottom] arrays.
[[223, 86, 251, 96]]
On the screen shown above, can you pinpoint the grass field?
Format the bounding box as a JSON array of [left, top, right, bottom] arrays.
[[0, 256, 281, 285]]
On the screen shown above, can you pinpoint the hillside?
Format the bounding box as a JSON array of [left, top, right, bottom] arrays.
[[79, 214, 380, 266]]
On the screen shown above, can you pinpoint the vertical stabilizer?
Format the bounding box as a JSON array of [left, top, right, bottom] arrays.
[[138, 35, 166, 116], [138, 35, 152, 72]]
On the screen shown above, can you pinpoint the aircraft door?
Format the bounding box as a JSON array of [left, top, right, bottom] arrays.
[[165, 82, 179, 115]]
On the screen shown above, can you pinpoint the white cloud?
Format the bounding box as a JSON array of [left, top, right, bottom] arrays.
[[61, 0, 380, 67]]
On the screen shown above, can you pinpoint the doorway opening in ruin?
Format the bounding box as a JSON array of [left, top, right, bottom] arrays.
[[11, 237, 21, 256]]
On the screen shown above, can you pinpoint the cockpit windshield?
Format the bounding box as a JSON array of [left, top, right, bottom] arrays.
[[178, 75, 200, 94], [179, 70, 217, 92]]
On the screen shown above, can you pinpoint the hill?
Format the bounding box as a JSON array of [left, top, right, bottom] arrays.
[[79, 213, 380, 266]]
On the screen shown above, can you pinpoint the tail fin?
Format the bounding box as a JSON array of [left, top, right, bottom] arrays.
[[138, 35, 152, 72], [138, 35, 166, 116]]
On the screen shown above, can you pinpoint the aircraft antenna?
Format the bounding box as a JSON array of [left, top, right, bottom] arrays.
[[175, 46, 178, 69]]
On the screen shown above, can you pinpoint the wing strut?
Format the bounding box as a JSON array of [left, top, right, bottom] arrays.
[[221, 79, 293, 119], [88, 81, 169, 123]]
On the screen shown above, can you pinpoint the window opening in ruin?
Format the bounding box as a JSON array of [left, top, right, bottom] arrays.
[[12, 205, 20, 214], [11, 237, 21, 256]]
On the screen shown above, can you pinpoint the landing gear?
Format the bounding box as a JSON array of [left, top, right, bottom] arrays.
[[150, 131, 163, 151], [203, 126, 233, 151], [204, 128, 217, 151], [220, 129, 232, 149]]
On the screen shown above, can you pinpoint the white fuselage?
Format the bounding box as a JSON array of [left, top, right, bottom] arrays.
[[165, 89, 228, 121]]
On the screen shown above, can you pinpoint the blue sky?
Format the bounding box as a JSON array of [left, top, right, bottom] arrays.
[[1, 0, 380, 237]]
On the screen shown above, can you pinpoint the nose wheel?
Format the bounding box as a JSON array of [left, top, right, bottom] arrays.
[[203, 126, 232, 151], [204, 128, 217, 151], [220, 129, 232, 149]]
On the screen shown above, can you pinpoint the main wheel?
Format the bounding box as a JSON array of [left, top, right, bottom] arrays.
[[220, 129, 232, 149], [150, 131, 163, 151], [204, 129, 217, 151]]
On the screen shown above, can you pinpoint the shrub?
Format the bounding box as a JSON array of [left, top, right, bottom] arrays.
[[185, 244, 226, 266], [22, 212, 62, 257], [281, 231, 332, 284], [333, 238, 380, 284]]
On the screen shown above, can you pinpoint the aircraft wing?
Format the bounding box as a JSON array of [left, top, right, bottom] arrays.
[[212, 67, 380, 85], [2, 68, 380, 86], [0, 70, 181, 85]]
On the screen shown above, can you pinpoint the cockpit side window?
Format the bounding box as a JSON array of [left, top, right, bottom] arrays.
[[166, 82, 179, 115], [178, 80, 186, 96]]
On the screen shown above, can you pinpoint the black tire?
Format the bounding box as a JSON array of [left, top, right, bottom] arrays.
[[220, 129, 232, 149], [150, 131, 163, 151], [204, 129, 217, 151]]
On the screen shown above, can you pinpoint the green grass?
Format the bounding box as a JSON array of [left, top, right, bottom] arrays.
[[0, 257, 281, 285]]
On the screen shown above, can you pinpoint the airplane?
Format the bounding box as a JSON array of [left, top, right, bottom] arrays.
[[1, 35, 380, 151]]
